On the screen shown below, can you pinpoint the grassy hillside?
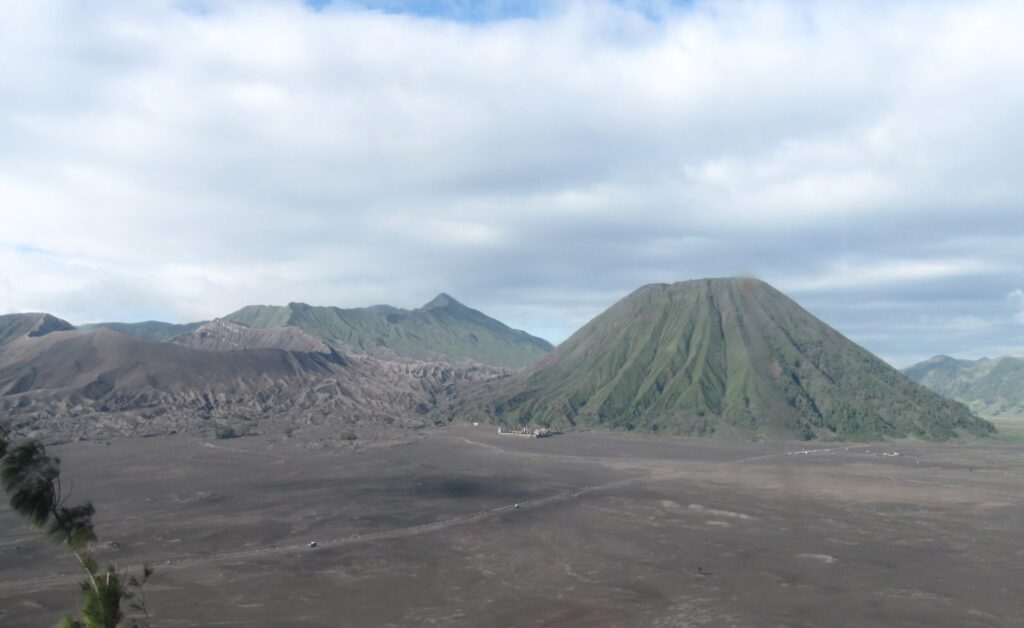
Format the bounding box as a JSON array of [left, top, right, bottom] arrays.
[[462, 278, 992, 441], [224, 294, 552, 368], [904, 355, 1024, 418]]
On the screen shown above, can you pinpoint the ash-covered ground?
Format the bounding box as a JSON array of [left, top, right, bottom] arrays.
[[1, 426, 1021, 627]]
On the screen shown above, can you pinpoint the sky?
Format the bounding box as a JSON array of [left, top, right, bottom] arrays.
[[1, 0, 1023, 367]]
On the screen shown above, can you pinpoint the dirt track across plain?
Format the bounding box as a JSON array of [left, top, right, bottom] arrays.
[[1, 426, 1021, 627]]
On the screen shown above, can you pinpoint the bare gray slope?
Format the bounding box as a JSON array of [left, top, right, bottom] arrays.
[[169, 319, 334, 353], [0, 320, 504, 440], [0, 313, 74, 345]]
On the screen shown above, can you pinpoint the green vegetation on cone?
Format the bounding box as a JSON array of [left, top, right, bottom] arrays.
[[469, 278, 993, 441]]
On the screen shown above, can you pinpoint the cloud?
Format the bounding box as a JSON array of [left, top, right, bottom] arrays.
[[917, 314, 994, 333], [781, 258, 1001, 293], [1, 0, 1024, 365], [1008, 289, 1024, 324]]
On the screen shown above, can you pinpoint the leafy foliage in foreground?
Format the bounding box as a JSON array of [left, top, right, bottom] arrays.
[[0, 425, 152, 627]]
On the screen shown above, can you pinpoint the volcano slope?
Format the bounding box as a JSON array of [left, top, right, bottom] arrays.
[[456, 278, 992, 441], [0, 313, 505, 441], [0, 291, 550, 441]]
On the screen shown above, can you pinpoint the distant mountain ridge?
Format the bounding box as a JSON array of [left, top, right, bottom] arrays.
[[904, 355, 1024, 418], [451, 278, 992, 441], [81, 294, 553, 369], [222, 294, 552, 368]]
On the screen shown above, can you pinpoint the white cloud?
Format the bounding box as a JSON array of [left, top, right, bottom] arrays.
[[781, 258, 1000, 293], [917, 314, 994, 333], [1, 0, 1023, 360], [1008, 289, 1024, 324]]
